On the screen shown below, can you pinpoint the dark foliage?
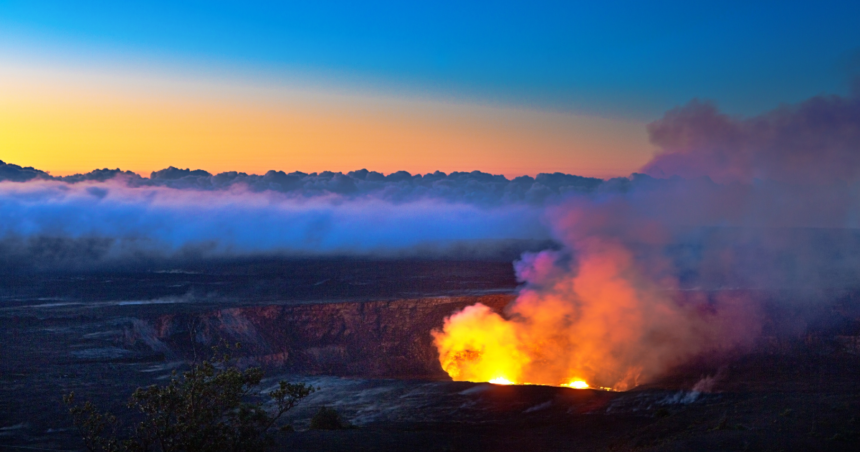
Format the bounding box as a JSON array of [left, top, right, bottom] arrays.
[[308, 406, 348, 430], [64, 346, 314, 452]]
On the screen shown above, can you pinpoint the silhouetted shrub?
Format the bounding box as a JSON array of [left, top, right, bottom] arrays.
[[65, 345, 314, 452], [309, 406, 348, 430]]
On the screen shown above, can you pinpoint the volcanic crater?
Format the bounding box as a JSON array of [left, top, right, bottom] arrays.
[[2, 258, 860, 451]]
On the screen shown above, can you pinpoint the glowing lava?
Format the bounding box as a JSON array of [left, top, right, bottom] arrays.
[[432, 303, 527, 384], [432, 233, 758, 391], [488, 377, 514, 385], [562, 380, 590, 389]]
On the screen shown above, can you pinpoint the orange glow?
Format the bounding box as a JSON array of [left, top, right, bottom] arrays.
[[562, 380, 590, 389], [432, 241, 653, 390], [433, 231, 757, 391], [432, 304, 528, 384], [0, 59, 650, 178]]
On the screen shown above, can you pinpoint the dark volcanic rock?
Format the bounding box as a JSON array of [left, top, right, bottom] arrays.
[[141, 294, 514, 378], [2, 263, 860, 452]]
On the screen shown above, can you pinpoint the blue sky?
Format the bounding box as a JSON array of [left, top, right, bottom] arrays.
[[3, 0, 859, 119]]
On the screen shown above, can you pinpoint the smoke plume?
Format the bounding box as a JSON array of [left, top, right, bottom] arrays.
[[434, 91, 860, 390]]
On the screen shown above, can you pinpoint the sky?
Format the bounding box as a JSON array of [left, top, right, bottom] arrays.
[[2, 0, 859, 178]]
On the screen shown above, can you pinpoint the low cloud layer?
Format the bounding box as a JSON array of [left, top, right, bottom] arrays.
[[0, 162, 615, 269], [0, 178, 556, 270], [0, 161, 602, 206]]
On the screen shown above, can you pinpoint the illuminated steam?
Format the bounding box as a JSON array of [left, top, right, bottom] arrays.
[[434, 91, 860, 389]]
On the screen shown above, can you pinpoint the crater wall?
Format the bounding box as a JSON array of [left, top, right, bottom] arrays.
[[128, 294, 515, 378]]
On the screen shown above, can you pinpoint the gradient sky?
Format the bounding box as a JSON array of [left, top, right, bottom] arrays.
[[2, 0, 859, 178]]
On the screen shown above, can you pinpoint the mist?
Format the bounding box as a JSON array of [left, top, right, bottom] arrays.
[[0, 178, 557, 270]]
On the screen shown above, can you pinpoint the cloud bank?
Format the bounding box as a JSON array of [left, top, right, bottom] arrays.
[[0, 161, 603, 206], [0, 162, 615, 270], [0, 178, 558, 270]]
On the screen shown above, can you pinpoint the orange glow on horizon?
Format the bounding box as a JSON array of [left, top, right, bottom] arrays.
[[0, 60, 651, 179]]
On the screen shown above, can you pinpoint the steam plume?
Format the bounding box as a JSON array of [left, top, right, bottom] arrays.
[[434, 91, 860, 389]]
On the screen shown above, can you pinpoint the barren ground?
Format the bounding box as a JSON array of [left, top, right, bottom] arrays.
[[1, 259, 858, 451]]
